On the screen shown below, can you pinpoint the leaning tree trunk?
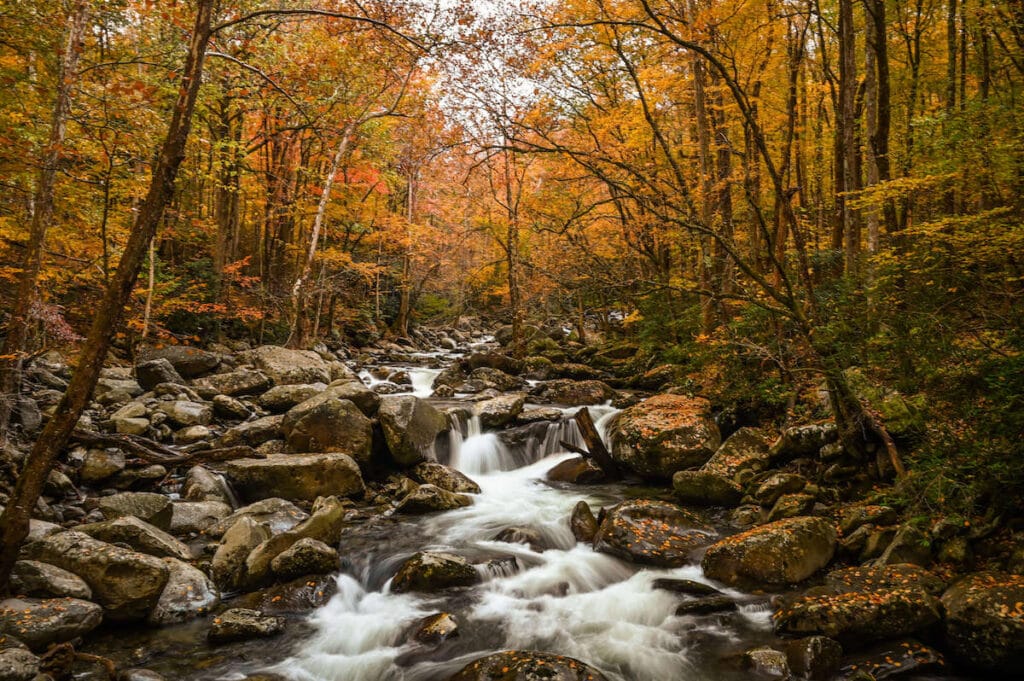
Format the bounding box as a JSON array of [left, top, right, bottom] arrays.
[[0, 0, 215, 594], [0, 0, 89, 436]]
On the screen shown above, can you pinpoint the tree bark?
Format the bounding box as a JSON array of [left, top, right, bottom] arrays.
[[0, 0, 215, 594]]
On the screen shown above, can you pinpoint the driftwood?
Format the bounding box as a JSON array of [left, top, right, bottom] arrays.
[[70, 429, 253, 465], [564, 407, 620, 478]]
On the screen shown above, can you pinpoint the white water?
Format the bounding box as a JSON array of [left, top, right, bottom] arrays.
[[358, 367, 440, 398], [275, 404, 770, 681]]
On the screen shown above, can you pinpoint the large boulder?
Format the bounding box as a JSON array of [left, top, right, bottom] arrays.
[[134, 358, 184, 391], [378, 396, 447, 466], [211, 517, 271, 591], [672, 470, 743, 506], [281, 398, 372, 461], [26, 531, 170, 621], [408, 462, 480, 494], [224, 453, 365, 503], [9, 561, 91, 600], [941, 571, 1024, 674], [169, 500, 233, 535], [448, 651, 609, 681], [146, 558, 219, 625], [207, 498, 308, 539], [701, 427, 772, 484], [0, 597, 103, 652], [609, 395, 721, 478], [594, 499, 717, 567], [474, 393, 526, 428], [259, 383, 325, 413], [701, 516, 837, 587], [218, 415, 283, 448], [195, 369, 272, 397], [269, 538, 339, 580], [138, 346, 220, 378], [390, 552, 479, 593], [77, 516, 191, 560], [237, 345, 330, 385], [534, 379, 616, 406], [95, 492, 173, 530]]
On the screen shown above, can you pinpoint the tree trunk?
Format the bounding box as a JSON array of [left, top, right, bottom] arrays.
[[0, 0, 89, 435], [0, 0, 215, 594], [838, 0, 860, 275]]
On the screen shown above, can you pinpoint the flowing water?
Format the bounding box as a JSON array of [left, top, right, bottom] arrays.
[[265, 404, 780, 681]]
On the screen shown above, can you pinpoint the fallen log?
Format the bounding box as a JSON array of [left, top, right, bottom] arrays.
[[567, 407, 621, 478]]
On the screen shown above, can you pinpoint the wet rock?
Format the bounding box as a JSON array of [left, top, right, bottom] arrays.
[[317, 381, 383, 417], [395, 484, 472, 514], [447, 650, 609, 681], [494, 526, 545, 551], [134, 359, 184, 391], [826, 564, 946, 597], [390, 552, 480, 593], [207, 608, 285, 645], [281, 397, 373, 461], [474, 393, 526, 428], [95, 492, 172, 530], [833, 639, 943, 680], [211, 517, 270, 591], [238, 345, 330, 385], [0, 645, 39, 681], [269, 538, 338, 580], [516, 406, 564, 423], [609, 395, 721, 479], [378, 396, 447, 466], [111, 464, 167, 491], [770, 422, 838, 459], [117, 669, 167, 681], [743, 647, 790, 677], [412, 612, 459, 645], [570, 500, 599, 543], [547, 456, 606, 484], [182, 466, 234, 505], [26, 531, 170, 622], [147, 558, 219, 625], [77, 516, 191, 560], [652, 578, 721, 596], [212, 394, 253, 420], [207, 498, 308, 539], [408, 462, 480, 494], [464, 351, 525, 375], [224, 453, 365, 503], [701, 516, 837, 587], [259, 384, 325, 413], [839, 505, 899, 535], [0, 597, 102, 652], [218, 414, 283, 447], [675, 595, 738, 616], [780, 636, 842, 681], [139, 346, 219, 378], [594, 499, 717, 567], [672, 470, 743, 506], [701, 427, 772, 484], [767, 493, 817, 522], [533, 379, 616, 406], [9, 561, 91, 600], [729, 504, 764, 528], [80, 449, 125, 485], [941, 571, 1024, 673], [169, 500, 233, 535], [232, 575, 337, 615], [752, 473, 808, 506]]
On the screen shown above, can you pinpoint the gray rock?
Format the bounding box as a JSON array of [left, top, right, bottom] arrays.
[[237, 346, 330, 385], [146, 558, 219, 625], [80, 449, 125, 484], [672, 470, 743, 506], [408, 462, 480, 494], [378, 396, 447, 466], [0, 597, 102, 652], [224, 453, 365, 503], [753, 473, 808, 506], [155, 400, 212, 428], [281, 398, 372, 461], [207, 498, 308, 539], [9, 561, 91, 600], [212, 394, 253, 420], [394, 484, 472, 514], [701, 427, 772, 483], [114, 417, 150, 436], [270, 538, 338, 580], [390, 552, 479, 593], [218, 415, 283, 447], [174, 425, 211, 444], [195, 369, 272, 397], [77, 516, 191, 560], [169, 501, 233, 535], [0, 645, 39, 681], [211, 517, 270, 591], [743, 647, 790, 678], [138, 346, 220, 378], [770, 422, 838, 459], [259, 384, 326, 413], [207, 608, 284, 644], [474, 393, 526, 428], [594, 499, 717, 567], [181, 466, 234, 505], [96, 492, 172, 530], [135, 358, 184, 391], [533, 379, 616, 406], [447, 650, 608, 681]]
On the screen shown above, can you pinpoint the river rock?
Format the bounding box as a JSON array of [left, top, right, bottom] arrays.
[[77, 515, 191, 560], [224, 453, 365, 502], [833, 639, 944, 680], [196, 369, 272, 397], [139, 346, 219, 378], [9, 561, 91, 600], [769, 422, 838, 459], [207, 608, 284, 645], [212, 394, 253, 420], [570, 500, 599, 542], [118, 669, 168, 681], [390, 552, 480, 593], [174, 425, 211, 444], [412, 612, 459, 644], [147, 558, 219, 625], [0, 645, 39, 681], [875, 524, 932, 566], [594, 499, 717, 567], [408, 462, 480, 494], [114, 416, 150, 436], [182, 466, 234, 505], [742, 647, 790, 678], [169, 500, 233, 535], [80, 448, 126, 485], [701, 516, 837, 587], [95, 492, 173, 530], [672, 470, 743, 506], [675, 595, 738, 616], [609, 395, 721, 479], [547, 456, 606, 484], [0, 597, 103, 652], [26, 531, 170, 621], [212, 517, 271, 591], [701, 427, 772, 484], [238, 345, 330, 385], [259, 383, 325, 412], [474, 393, 526, 428], [378, 396, 447, 466], [534, 379, 616, 406], [208, 498, 308, 539], [447, 651, 609, 681], [767, 493, 817, 522], [395, 484, 472, 514], [780, 636, 843, 681], [753, 473, 808, 506], [269, 538, 338, 580], [281, 397, 373, 461], [941, 571, 1024, 673], [219, 414, 283, 447], [134, 359, 184, 391], [839, 505, 899, 535]]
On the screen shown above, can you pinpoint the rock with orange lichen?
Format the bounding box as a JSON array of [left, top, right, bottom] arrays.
[[701, 427, 772, 484], [701, 516, 837, 587], [0, 597, 103, 652], [833, 639, 944, 680], [941, 571, 1024, 673], [594, 499, 717, 567], [672, 470, 743, 507], [447, 650, 609, 681], [608, 394, 721, 479]]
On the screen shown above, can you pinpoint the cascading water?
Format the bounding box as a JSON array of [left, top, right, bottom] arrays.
[[271, 400, 779, 681]]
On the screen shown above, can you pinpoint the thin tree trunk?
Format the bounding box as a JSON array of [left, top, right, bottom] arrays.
[[142, 238, 156, 339], [0, 0, 215, 594]]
